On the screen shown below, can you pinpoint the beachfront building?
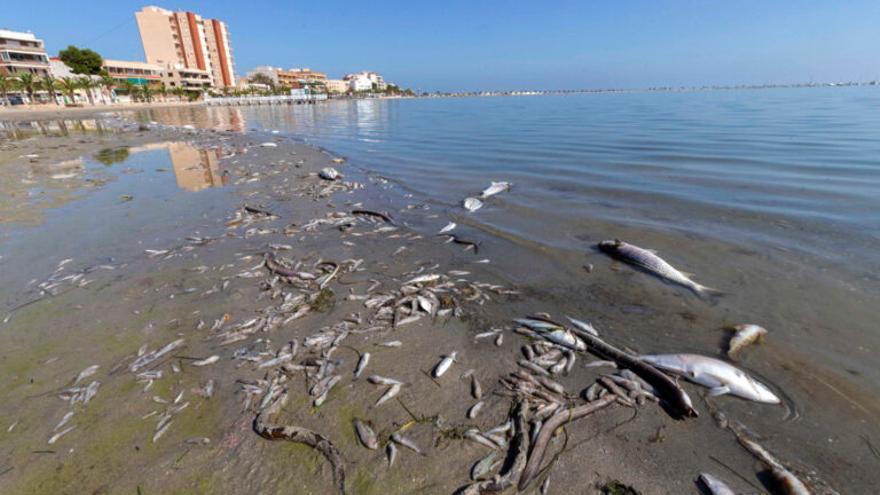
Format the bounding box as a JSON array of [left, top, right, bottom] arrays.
[[163, 66, 212, 91], [344, 71, 386, 92], [325, 79, 349, 94], [135, 6, 236, 89], [278, 68, 327, 86], [102, 59, 163, 88], [0, 29, 50, 77]]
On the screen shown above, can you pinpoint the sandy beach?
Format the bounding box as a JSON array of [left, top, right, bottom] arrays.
[[0, 101, 205, 121], [0, 107, 871, 494]]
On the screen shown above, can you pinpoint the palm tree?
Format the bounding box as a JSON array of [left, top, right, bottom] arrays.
[[0, 74, 15, 106], [99, 74, 116, 104], [120, 80, 137, 102], [16, 72, 37, 105], [141, 84, 152, 103], [172, 86, 186, 101], [58, 77, 79, 105], [77, 76, 96, 106], [158, 83, 168, 102], [41, 75, 59, 105]]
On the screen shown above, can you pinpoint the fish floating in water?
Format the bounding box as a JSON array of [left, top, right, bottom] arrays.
[[597, 239, 719, 298], [479, 181, 511, 198], [462, 197, 483, 212], [640, 354, 780, 404], [727, 324, 767, 357]]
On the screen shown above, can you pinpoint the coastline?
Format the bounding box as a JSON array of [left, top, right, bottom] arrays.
[[0, 100, 206, 120], [0, 112, 874, 494]]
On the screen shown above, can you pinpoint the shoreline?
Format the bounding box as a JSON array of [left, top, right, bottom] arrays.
[[0, 100, 206, 120], [0, 115, 873, 493]]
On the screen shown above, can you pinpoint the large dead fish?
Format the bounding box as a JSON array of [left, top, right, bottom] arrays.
[[463, 197, 483, 212], [597, 239, 719, 297], [640, 354, 780, 404]]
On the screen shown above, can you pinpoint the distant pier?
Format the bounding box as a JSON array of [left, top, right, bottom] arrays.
[[206, 94, 329, 106]]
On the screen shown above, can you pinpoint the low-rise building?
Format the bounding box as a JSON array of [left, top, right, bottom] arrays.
[[102, 59, 163, 88], [164, 65, 212, 91], [325, 79, 349, 94], [0, 29, 50, 77], [278, 67, 327, 86], [346, 73, 373, 92]]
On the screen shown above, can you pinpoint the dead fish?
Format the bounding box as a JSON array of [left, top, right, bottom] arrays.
[[471, 375, 483, 399], [464, 429, 498, 449], [386, 442, 398, 467], [438, 222, 456, 234], [479, 181, 511, 198], [48, 425, 76, 444], [404, 274, 440, 285], [192, 355, 219, 367], [353, 419, 378, 449], [597, 239, 720, 297], [354, 352, 370, 378], [433, 352, 457, 378], [470, 450, 497, 480], [542, 329, 586, 352], [375, 383, 402, 406], [260, 142, 278, 147], [74, 365, 99, 385], [727, 324, 767, 356], [565, 316, 599, 336], [319, 167, 340, 180], [640, 354, 780, 403], [54, 411, 74, 432], [391, 432, 422, 454], [463, 197, 483, 212], [153, 420, 172, 443], [467, 401, 484, 419], [368, 375, 402, 386], [698, 473, 736, 495], [376, 341, 402, 348]]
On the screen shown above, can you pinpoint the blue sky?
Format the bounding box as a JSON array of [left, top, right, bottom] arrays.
[[7, 1, 880, 91]]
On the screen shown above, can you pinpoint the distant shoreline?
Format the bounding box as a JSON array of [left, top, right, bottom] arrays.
[[1, 81, 876, 122]]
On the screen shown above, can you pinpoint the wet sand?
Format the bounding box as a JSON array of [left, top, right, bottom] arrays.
[[0, 111, 876, 494]]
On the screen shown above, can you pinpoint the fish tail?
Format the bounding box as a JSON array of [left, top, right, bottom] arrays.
[[693, 283, 725, 300]]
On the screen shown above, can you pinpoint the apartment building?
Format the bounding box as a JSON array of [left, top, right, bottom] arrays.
[[325, 79, 349, 94], [135, 6, 235, 89], [0, 29, 50, 77], [344, 71, 386, 92]]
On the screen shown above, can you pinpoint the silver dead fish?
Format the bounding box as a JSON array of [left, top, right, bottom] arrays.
[[640, 354, 780, 404], [479, 181, 511, 198], [598, 239, 719, 297], [463, 197, 483, 212], [698, 473, 736, 495], [433, 351, 457, 378]]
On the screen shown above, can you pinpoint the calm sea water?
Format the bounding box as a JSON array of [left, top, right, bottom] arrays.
[[146, 88, 880, 284]]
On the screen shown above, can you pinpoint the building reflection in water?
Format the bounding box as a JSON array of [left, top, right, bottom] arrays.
[[168, 142, 226, 191], [127, 141, 227, 191]]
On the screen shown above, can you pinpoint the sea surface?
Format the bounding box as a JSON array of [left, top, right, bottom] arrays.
[[141, 88, 880, 282]]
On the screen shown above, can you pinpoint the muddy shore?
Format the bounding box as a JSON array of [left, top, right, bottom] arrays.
[[0, 112, 874, 494]]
